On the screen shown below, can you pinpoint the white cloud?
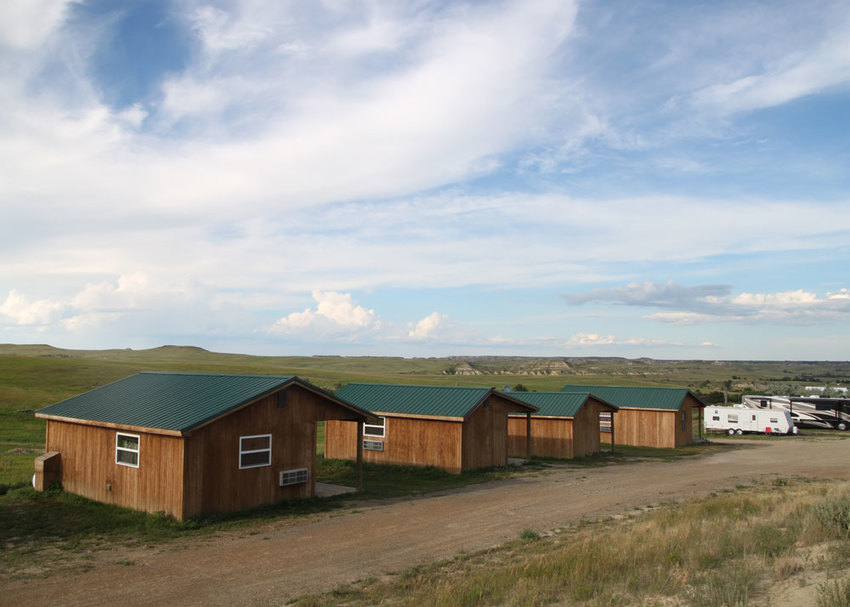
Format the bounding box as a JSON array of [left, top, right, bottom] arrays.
[[408, 312, 447, 340], [270, 291, 381, 336], [62, 311, 125, 334], [188, 5, 273, 55], [0, 0, 70, 50], [732, 289, 818, 308], [0, 290, 64, 326], [1, 0, 584, 218], [566, 332, 616, 346], [565, 280, 731, 309], [579, 282, 850, 326], [70, 273, 195, 312], [690, 12, 850, 115]]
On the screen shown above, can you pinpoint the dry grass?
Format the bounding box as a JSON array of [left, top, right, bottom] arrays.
[[291, 480, 850, 606]]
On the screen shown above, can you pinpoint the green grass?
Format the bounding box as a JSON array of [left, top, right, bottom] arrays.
[[316, 456, 529, 499], [0, 449, 41, 493], [0, 443, 722, 579]]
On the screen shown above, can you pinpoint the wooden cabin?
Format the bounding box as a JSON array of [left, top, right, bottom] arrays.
[[561, 385, 706, 448], [506, 392, 618, 459], [34, 372, 373, 520], [324, 383, 537, 474]]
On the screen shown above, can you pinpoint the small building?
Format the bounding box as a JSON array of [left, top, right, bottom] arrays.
[[561, 385, 706, 448], [324, 383, 538, 474], [506, 392, 619, 459], [34, 372, 373, 520]]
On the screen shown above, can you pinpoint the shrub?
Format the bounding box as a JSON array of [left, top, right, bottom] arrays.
[[817, 576, 850, 607], [808, 492, 850, 539]]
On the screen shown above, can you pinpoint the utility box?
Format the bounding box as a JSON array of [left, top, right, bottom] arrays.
[[33, 451, 61, 491]]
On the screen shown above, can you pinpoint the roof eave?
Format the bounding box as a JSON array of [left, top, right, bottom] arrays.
[[36, 413, 185, 437], [370, 411, 464, 422]]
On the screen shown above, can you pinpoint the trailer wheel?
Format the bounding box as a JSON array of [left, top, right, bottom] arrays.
[[838, 422, 847, 431], [736, 429, 743, 435], [728, 428, 736, 435]]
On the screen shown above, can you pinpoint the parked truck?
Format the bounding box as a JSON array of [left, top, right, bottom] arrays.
[[704, 406, 797, 435]]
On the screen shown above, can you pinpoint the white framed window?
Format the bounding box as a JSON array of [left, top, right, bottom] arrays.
[[239, 434, 272, 469], [363, 416, 386, 438], [116, 432, 140, 468], [363, 439, 384, 451]]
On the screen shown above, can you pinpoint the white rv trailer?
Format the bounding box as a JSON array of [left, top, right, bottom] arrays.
[[704, 406, 797, 435]]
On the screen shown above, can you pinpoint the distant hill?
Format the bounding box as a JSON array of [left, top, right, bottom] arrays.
[[2, 343, 848, 388], [2, 343, 849, 446]]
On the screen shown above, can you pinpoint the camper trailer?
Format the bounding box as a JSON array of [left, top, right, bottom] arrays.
[[704, 406, 797, 435]]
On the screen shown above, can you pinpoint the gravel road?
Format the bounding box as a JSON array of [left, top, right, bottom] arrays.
[[3, 435, 848, 606]]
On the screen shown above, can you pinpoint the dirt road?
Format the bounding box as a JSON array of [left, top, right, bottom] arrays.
[[4, 436, 849, 606]]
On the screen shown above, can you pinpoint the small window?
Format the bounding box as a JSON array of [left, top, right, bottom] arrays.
[[239, 434, 272, 469], [712, 415, 720, 421], [599, 411, 612, 433], [364, 416, 386, 438], [728, 414, 738, 423], [681, 410, 687, 431], [116, 432, 140, 468], [770, 417, 779, 424], [363, 439, 384, 451]]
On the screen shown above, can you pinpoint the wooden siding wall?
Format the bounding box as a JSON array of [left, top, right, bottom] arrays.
[[44, 420, 185, 518], [599, 409, 675, 448], [507, 403, 604, 459], [182, 384, 340, 519], [461, 396, 510, 470], [324, 417, 464, 473], [507, 417, 575, 459], [600, 402, 698, 449], [573, 402, 605, 456], [675, 397, 698, 447]]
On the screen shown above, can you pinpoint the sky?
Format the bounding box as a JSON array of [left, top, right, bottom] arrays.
[[1, 0, 849, 360]]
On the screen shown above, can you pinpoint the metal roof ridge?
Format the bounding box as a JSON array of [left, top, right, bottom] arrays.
[[561, 383, 687, 390], [138, 370, 296, 379], [342, 382, 491, 390]]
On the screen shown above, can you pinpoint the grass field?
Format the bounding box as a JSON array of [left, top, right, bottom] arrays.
[[2, 343, 849, 490]]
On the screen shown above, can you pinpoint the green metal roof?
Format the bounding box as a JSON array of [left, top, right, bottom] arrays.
[[336, 383, 535, 418], [560, 385, 704, 410], [506, 391, 617, 418], [36, 372, 365, 433]]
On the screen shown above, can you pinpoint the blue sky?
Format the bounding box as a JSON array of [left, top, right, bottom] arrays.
[[1, 0, 849, 360]]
